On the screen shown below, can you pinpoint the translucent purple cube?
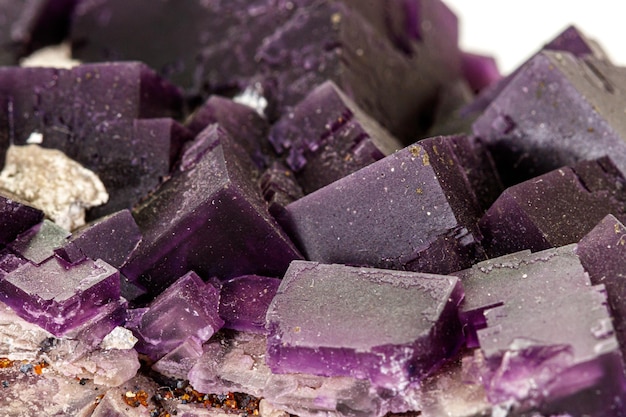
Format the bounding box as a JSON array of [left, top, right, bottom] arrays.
[[218, 274, 281, 334], [458, 245, 626, 415], [266, 261, 464, 389], [129, 271, 223, 360], [0, 256, 120, 336]]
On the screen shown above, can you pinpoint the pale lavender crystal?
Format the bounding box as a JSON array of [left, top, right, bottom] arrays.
[[152, 337, 204, 380], [123, 125, 302, 294], [89, 375, 159, 417], [189, 331, 424, 417], [279, 140, 485, 274], [58, 209, 141, 268], [576, 214, 626, 360], [9, 219, 70, 265], [265, 261, 464, 389], [0, 256, 119, 336], [219, 275, 281, 334], [458, 245, 626, 416], [269, 80, 402, 194], [0, 192, 44, 245], [419, 350, 491, 417], [0, 357, 101, 416], [129, 271, 223, 360], [479, 157, 626, 257], [62, 297, 127, 348]]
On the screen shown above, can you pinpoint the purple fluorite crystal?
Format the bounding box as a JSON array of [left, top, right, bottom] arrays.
[[10, 219, 70, 265], [0, 62, 185, 217], [71, 0, 460, 141], [458, 245, 626, 416], [577, 215, 626, 360], [464, 25, 607, 123], [123, 125, 302, 294], [543, 25, 608, 58], [279, 140, 485, 274], [59, 209, 141, 268], [473, 50, 626, 186], [128, 271, 223, 360], [479, 157, 626, 257], [189, 331, 424, 417], [269, 80, 401, 194], [0, 256, 119, 336], [258, 161, 304, 217], [0, 192, 44, 246], [152, 337, 204, 380], [265, 261, 464, 389], [461, 52, 501, 93], [186, 95, 271, 169], [218, 274, 281, 334]]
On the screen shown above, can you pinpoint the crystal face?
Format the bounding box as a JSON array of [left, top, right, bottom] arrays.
[[128, 271, 223, 361], [458, 245, 626, 415], [279, 141, 485, 274], [122, 126, 303, 294], [479, 157, 626, 257], [0, 256, 119, 336], [265, 261, 464, 389]]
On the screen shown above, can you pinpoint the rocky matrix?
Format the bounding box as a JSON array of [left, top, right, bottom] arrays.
[[1, 2, 626, 417]]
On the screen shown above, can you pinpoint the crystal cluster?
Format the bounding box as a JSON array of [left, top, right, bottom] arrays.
[[1, 2, 626, 417]]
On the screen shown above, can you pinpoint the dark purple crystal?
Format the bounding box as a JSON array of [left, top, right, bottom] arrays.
[[123, 125, 302, 294]]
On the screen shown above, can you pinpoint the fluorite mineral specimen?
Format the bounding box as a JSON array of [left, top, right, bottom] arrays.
[[2, 2, 626, 417], [265, 261, 464, 389], [278, 137, 488, 274]]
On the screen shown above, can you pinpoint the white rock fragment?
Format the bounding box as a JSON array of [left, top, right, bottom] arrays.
[[19, 42, 81, 69], [0, 144, 109, 231], [26, 131, 43, 144], [100, 326, 138, 351], [53, 347, 141, 387], [233, 83, 268, 117]]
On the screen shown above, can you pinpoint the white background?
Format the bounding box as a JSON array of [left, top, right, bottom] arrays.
[[444, 0, 626, 75]]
